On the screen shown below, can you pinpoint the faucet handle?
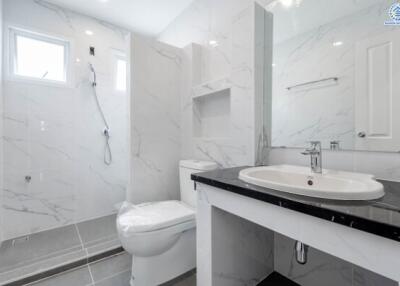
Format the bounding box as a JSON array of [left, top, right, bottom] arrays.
[[308, 141, 321, 146], [308, 141, 321, 149], [302, 141, 321, 155]]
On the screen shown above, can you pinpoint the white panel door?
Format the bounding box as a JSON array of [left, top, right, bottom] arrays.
[[355, 31, 400, 152]]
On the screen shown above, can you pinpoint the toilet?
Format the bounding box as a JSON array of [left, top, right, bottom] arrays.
[[117, 160, 218, 286]]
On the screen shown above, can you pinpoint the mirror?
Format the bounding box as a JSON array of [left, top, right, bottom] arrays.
[[267, 0, 400, 152]]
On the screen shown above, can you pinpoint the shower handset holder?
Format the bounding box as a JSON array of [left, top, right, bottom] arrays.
[[103, 127, 110, 138]]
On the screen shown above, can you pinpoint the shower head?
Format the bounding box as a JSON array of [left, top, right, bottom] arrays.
[[89, 63, 97, 86]]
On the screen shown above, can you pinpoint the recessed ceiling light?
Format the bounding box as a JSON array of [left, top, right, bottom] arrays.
[[333, 41, 343, 47], [279, 0, 302, 8], [280, 0, 294, 7], [209, 40, 219, 47], [76, 58, 81, 63], [85, 30, 94, 36]]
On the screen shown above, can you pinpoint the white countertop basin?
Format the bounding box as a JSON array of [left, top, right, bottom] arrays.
[[239, 165, 385, 200]]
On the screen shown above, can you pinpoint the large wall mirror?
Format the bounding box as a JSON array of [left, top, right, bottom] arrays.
[[266, 0, 400, 152]]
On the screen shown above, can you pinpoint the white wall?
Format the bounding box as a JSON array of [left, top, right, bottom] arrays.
[[129, 36, 182, 204], [159, 0, 271, 168], [2, 0, 129, 239], [0, 0, 4, 244]]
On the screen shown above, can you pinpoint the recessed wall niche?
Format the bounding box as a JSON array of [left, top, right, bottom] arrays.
[[192, 86, 231, 139]]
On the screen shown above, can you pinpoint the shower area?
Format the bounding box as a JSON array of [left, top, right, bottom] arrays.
[[0, 0, 130, 284]]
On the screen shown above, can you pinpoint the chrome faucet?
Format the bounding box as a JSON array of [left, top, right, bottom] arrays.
[[302, 141, 322, 174]]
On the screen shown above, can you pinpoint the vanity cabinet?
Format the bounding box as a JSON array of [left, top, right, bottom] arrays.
[[193, 167, 400, 286]]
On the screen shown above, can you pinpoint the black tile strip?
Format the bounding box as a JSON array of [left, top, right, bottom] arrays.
[[257, 272, 300, 286], [2, 247, 124, 286], [192, 167, 400, 243], [87, 247, 124, 264]]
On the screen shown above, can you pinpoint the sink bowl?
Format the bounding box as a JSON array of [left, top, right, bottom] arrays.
[[239, 165, 384, 200]]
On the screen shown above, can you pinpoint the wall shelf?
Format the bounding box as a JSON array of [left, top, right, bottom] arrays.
[[192, 77, 231, 99], [192, 78, 231, 139]]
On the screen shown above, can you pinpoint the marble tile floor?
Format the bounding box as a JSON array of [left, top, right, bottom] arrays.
[[0, 214, 121, 285], [27, 253, 196, 286]]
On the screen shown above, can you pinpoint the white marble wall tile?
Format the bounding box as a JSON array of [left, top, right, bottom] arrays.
[[129, 36, 182, 204], [212, 207, 274, 286], [2, 0, 129, 239], [160, 0, 270, 168]]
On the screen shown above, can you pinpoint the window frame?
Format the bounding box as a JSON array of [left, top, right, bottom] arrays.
[[8, 27, 71, 86], [112, 49, 128, 93]]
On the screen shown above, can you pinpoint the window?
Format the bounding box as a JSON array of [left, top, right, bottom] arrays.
[[10, 28, 69, 83], [116, 58, 127, 91], [113, 51, 127, 92]]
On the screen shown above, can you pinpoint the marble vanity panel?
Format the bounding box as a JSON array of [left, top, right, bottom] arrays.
[[196, 182, 400, 283], [197, 187, 274, 286], [2, 0, 129, 239], [212, 207, 274, 286], [129, 36, 182, 204]]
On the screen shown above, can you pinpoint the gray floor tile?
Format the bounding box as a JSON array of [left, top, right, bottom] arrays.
[[353, 266, 397, 286], [89, 252, 132, 283], [76, 214, 118, 247], [0, 249, 87, 285], [94, 270, 131, 286], [0, 225, 81, 273], [28, 266, 93, 286], [86, 239, 121, 257], [161, 270, 196, 286], [173, 274, 196, 286]]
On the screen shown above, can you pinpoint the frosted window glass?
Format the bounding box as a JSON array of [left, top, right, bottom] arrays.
[[15, 34, 66, 82], [116, 58, 127, 91]]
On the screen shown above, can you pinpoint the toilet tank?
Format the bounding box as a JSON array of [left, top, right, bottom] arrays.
[[179, 160, 218, 208]]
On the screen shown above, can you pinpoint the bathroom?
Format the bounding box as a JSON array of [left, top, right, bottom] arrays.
[[0, 0, 398, 285]]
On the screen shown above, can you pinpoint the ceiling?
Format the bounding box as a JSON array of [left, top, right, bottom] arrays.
[[47, 0, 194, 36], [267, 0, 384, 44]]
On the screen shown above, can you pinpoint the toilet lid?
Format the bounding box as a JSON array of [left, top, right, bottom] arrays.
[[117, 201, 195, 234]]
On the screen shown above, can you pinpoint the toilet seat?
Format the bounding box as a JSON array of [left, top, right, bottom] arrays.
[[117, 200, 195, 235]]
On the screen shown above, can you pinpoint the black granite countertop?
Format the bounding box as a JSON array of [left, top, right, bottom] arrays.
[[192, 167, 400, 242]]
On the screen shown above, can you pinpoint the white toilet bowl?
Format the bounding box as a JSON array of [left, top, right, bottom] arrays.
[[117, 200, 196, 286], [117, 160, 218, 286]]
